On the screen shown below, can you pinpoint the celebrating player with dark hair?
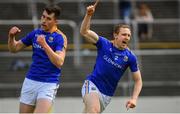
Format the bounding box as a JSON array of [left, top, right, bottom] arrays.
[[8, 5, 67, 113]]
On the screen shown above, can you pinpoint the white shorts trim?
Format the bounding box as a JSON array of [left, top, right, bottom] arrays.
[[81, 80, 111, 112], [20, 78, 59, 106]]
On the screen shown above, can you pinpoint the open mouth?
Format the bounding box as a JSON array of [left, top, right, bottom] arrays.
[[122, 41, 127, 44], [41, 24, 46, 27]]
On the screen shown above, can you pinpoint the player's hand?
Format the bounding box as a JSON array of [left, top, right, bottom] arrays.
[[37, 35, 47, 47], [86, 0, 99, 16], [9, 26, 21, 38], [126, 98, 137, 110]]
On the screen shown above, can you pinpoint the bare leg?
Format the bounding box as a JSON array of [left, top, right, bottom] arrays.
[[34, 98, 52, 113], [83, 92, 101, 114], [19, 102, 35, 114]]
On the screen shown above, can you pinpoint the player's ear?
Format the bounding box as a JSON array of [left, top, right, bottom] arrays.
[[55, 19, 58, 24], [113, 33, 118, 39]]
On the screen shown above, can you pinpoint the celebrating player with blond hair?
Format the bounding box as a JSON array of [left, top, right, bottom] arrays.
[[80, 0, 143, 113]]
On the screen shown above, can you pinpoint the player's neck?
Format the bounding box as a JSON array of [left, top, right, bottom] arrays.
[[49, 26, 58, 33]]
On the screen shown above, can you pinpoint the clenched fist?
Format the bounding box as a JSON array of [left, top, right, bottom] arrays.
[[9, 26, 21, 38], [37, 35, 47, 47]]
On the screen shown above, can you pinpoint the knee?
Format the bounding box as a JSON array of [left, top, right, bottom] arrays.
[[88, 106, 100, 113]]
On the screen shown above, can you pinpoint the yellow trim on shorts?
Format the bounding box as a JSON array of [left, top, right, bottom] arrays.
[[85, 80, 89, 94]]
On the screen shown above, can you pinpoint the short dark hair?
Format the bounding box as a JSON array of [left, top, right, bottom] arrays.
[[44, 5, 61, 19], [113, 24, 131, 34]]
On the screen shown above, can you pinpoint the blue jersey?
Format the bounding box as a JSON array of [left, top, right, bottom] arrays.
[[86, 36, 139, 96], [21, 28, 66, 83]]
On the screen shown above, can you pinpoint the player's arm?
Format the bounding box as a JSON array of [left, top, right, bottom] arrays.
[[8, 26, 27, 53], [80, 0, 99, 44], [126, 70, 143, 110], [37, 35, 67, 68]]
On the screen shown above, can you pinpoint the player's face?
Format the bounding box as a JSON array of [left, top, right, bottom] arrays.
[[40, 10, 57, 32], [114, 28, 131, 49]]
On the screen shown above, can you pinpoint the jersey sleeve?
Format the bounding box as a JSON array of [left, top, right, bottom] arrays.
[[21, 30, 35, 46], [95, 36, 109, 49], [129, 53, 139, 72], [55, 34, 67, 51]]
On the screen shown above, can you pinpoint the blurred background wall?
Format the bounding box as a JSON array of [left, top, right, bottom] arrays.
[[0, 0, 180, 113]]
